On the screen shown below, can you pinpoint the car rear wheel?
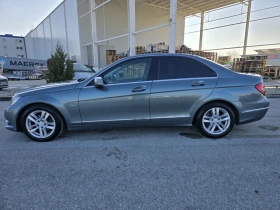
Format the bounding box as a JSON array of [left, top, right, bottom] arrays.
[[21, 105, 65, 142], [195, 102, 235, 138]]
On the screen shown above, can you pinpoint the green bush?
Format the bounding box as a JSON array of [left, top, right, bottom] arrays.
[[46, 43, 74, 83]]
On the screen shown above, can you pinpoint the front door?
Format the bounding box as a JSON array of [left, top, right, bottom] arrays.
[[79, 57, 154, 126], [150, 56, 218, 124]]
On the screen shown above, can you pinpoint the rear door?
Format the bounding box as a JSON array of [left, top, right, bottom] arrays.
[[150, 56, 218, 124]]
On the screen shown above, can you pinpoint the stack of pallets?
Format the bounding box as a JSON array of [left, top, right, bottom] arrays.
[[232, 58, 246, 72], [174, 45, 217, 62], [115, 52, 128, 62], [265, 66, 280, 79], [184, 50, 217, 62], [218, 56, 231, 64], [243, 55, 267, 76], [136, 46, 146, 54], [232, 56, 267, 76], [106, 50, 117, 65], [146, 42, 169, 53]]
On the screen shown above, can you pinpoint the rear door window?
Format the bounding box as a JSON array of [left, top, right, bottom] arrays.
[[158, 57, 216, 80]]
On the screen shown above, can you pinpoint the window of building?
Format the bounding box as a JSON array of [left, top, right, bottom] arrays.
[[20, 47, 23, 50], [3, 46, 6, 49], [16, 47, 19, 49], [17, 55, 21, 58], [19, 40, 22, 43], [21, 55, 24, 58], [158, 57, 216, 80], [102, 58, 152, 84]]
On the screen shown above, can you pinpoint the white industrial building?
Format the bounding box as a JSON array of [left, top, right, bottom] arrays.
[[25, 0, 249, 70], [0, 34, 26, 58]]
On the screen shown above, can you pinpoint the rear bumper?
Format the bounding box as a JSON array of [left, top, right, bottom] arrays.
[[238, 107, 269, 125]]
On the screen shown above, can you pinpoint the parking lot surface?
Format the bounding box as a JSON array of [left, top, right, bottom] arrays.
[[0, 99, 280, 210]]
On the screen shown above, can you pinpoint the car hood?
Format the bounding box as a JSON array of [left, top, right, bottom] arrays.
[[0, 75, 7, 80], [15, 81, 80, 97]]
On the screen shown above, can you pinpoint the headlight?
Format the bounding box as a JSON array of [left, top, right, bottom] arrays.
[[10, 95, 21, 105]]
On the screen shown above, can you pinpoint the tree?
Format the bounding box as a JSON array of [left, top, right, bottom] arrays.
[[45, 43, 74, 83], [64, 59, 74, 80]]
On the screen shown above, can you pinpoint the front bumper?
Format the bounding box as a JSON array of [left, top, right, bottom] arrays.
[[5, 120, 17, 131], [4, 107, 19, 132]]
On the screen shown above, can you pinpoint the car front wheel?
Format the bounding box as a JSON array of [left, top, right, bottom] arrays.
[[21, 105, 65, 142], [195, 102, 235, 138]]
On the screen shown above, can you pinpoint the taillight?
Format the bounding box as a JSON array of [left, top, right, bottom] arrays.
[[255, 83, 265, 95]]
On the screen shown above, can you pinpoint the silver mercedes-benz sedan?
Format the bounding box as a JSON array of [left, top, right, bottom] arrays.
[[5, 54, 269, 142]]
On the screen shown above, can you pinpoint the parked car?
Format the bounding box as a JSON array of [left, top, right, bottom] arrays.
[[5, 54, 269, 142], [73, 63, 96, 80], [0, 75, 8, 90], [85, 65, 96, 73], [8, 76, 20, 81]]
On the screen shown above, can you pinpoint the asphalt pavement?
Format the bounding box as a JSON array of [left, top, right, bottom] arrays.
[[0, 99, 280, 210]]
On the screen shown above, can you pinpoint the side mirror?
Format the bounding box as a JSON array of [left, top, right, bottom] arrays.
[[94, 77, 104, 87]]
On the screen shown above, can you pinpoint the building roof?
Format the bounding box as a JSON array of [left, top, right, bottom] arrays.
[[0, 34, 24, 39], [255, 48, 280, 54], [136, 0, 247, 16]]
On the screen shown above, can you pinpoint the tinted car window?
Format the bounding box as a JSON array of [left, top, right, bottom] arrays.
[[102, 58, 152, 84], [192, 59, 217, 77], [159, 57, 216, 80]]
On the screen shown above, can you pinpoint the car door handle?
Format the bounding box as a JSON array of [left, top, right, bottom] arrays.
[[191, 81, 205, 87], [132, 86, 146, 92]]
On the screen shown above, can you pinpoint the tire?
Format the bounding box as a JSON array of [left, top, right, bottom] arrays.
[[195, 102, 235, 138], [0, 88, 2, 91], [20, 105, 65, 142]]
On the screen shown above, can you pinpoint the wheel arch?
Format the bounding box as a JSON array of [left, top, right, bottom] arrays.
[[16, 103, 67, 132], [192, 99, 240, 125]]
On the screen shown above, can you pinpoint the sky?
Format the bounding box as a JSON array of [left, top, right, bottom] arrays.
[[0, 0, 279, 56], [185, 0, 280, 55], [0, 0, 63, 36]]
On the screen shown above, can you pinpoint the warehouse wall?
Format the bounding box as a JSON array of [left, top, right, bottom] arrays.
[[77, 0, 185, 67], [25, 0, 81, 62], [77, 0, 93, 65], [27, 0, 185, 67], [93, 0, 185, 52], [24, 32, 35, 58]]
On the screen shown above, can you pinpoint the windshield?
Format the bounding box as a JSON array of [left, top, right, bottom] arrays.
[[74, 63, 93, 72]]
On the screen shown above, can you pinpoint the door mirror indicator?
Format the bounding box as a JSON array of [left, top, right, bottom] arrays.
[[94, 77, 104, 87]]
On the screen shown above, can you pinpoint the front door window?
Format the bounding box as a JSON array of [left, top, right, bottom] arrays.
[[102, 58, 152, 84]]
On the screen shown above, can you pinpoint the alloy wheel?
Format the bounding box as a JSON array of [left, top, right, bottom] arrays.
[[202, 107, 231, 135], [25, 110, 56, 139]]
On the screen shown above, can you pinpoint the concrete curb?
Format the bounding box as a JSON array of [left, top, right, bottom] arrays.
[[266, 94, 280, 98]]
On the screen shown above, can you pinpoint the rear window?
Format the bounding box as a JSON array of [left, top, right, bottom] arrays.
[[158, 57, 216, 80]]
